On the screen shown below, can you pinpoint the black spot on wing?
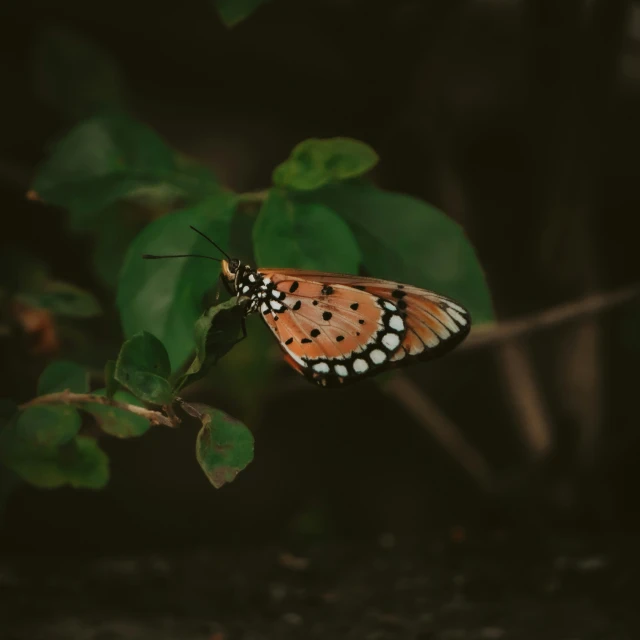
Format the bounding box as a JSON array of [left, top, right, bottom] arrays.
[[289, 281, 299, 293], [285, 337, 293, 345], [350, 303, 359, 310], [321, 285, 334, 295], [301, 338, 312, 344], [292, 300, 302, 311], [322, 311, 332, 321], [310, 329, 321, 337]]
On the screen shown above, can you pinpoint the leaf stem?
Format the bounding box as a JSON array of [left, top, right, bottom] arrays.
[[19, 391, 177, 428]]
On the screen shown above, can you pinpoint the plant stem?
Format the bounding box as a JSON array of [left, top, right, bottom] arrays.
[[19, 391, 177, 427]]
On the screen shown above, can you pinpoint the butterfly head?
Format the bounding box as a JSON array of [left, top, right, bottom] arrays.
[[221, 257, 241, 282]]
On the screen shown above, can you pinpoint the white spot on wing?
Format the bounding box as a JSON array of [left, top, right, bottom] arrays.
[[353, 358, 369, 373], [262, 277, 272, 285], [242, 285, 250, 294], [448, 308, 468, 326], [313, 362, 330, 374], [261, 302, 269, 314], [335, 364, 348, 377], [388, 315, 404, 331], [248, 274, 256, 283], [270, 300, 284, 312], [370, 349, 387, 364], [382, 333, 401, 350], [445, 300, 466, 313], [384, 301, 397, 311]]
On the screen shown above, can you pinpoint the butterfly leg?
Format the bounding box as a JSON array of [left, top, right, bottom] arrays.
[[219, 273, 235, 298], [228, 316, 248, 348]]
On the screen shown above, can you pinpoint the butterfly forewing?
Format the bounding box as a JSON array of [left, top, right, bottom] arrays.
[[256, 269, 470, 387]]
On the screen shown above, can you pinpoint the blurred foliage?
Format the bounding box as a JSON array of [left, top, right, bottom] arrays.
[[215, 0, 272, 28], [1, 21, 494, 499], [272, 138, 379, 191], [32, 24, 127, 121]]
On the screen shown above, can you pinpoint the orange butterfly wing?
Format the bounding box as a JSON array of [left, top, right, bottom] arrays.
[[256, 269, 470, 387]]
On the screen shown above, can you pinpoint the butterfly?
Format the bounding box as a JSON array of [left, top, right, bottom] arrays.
[[144, 226, 471, 388]]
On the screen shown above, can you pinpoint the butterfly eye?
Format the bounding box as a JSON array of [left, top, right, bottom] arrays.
[[228, 259, 240, 273]]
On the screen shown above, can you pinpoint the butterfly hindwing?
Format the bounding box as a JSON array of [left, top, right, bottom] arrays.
[[256, 269, 470, 387]]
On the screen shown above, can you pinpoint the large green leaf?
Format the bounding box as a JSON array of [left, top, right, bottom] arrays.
[[273, 138, 378, 191], [5, 437, 109, 490], [216, 0, 271, 27], [193, 405, 254, 488], [253, 190, 361, 273], [32, 24, 127, 120], [114, 331, 173, 405], [84, 389, 150, 438], [174, 297, 247, 392], [31, 112, 220, 229], [117, 194, 237, 369], [37, 360, 89, 395], [300, 184, 494, 324], [15, 405, 81, 447]]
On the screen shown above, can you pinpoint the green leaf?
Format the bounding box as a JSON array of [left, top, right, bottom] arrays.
[[17, 280, 101, 318], [6, 436, 109, 489], [194, 405, 254, 488], [90, 209, 144, 287], [216, 0, 270, 27], [175, 297, 247, 392], [117, 194, 237, 369], [300, 184, 495, 324], [273, 138, 379, 191], [83, 389, 150, 438], [38, 360, 89, 395], [253, 190, 361, 273], [32, 24, 127, 120], [114, 331, 173, 404], [15, 405, 81, 447], [104, 360, 118, 399], [31, 112, 220, 228]]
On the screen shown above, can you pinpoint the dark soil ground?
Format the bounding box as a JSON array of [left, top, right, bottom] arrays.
[[1, 532, 638, 640]]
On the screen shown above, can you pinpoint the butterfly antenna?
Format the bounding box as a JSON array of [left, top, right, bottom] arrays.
[[142, 253, 221, 262], [189, 225, 231, 260]]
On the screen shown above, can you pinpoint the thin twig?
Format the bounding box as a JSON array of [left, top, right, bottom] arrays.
[[463, 283, 640, 351], [19, 390, 177, 427], [380, 372, 495, 492]]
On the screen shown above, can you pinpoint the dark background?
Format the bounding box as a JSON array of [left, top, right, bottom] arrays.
[[0, 0, 639, 563]]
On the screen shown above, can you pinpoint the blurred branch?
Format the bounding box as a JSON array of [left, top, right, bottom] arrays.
[[380, 372, 495, 491], [464, 283, 640, 351], [19, 390, 177, 427], [496, 339, 553, 459]]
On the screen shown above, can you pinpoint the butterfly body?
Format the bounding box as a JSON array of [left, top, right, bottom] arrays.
[[220, 259, 471, 388]]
